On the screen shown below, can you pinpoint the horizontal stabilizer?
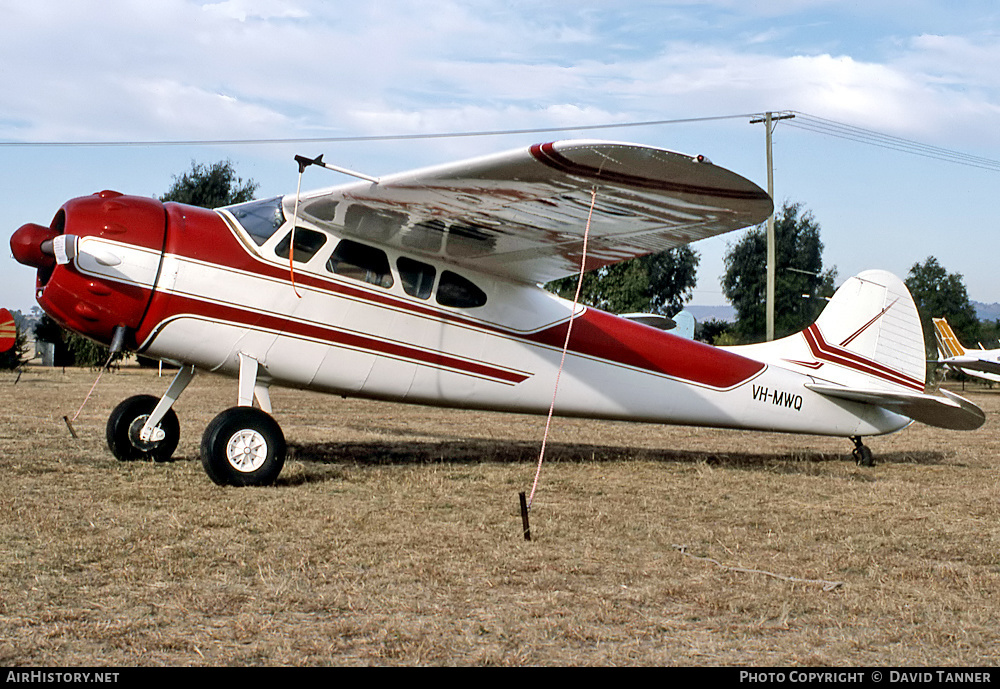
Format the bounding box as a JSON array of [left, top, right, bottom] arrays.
[[620, 313, 676, 330], [806, 383, 985, 431], [939, 355, 1000, 376]]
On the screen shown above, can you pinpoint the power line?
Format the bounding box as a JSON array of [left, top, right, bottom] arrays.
[[0, 113, 755, 148], [4, 109, 998, 173], [785, 112, 1000, 172]]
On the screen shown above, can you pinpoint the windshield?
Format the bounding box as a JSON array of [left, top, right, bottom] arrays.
[[223, 196, 285, 245]]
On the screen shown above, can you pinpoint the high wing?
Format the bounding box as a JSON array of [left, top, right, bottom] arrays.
[[293, 140, 773, 284]]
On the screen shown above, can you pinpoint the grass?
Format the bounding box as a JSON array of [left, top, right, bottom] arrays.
[[1, 365, 998, 666]]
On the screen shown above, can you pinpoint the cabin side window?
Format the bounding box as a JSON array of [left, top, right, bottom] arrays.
[[274, 228, 328, 263], [397, 257, 436, 300], [436, 270, 487, 308], [326, 239, 394, 288]]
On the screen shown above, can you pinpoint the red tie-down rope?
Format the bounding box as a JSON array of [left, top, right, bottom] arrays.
[[287, 168, 305, 299], [527, 186, 597, 511]]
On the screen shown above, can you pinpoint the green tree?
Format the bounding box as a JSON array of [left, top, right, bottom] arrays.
[[160, 160, 259, 208], [33, 310, 123, 369], [696, 318, 736, 346], [546, 247, 700, 316], [722, 201, 836, 342], [905, 256, 979, 357], [978, 319, 1000, 349], [34, 314, 74, 366]]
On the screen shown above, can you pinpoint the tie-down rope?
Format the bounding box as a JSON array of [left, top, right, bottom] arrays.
[[527, 186, 597, 511]]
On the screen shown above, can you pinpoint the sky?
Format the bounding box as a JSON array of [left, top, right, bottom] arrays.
[[3, 0, 1000, 316]]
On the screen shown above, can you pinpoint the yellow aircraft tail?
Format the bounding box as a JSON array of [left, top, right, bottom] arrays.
[[933, 317, 967, 359]]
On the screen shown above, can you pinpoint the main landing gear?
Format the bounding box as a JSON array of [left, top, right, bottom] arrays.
[[850, 435, 875, 467], [104, 354, 286, 486]]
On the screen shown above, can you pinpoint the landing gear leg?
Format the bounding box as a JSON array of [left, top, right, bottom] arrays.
[[199, 353, 285, 487], [851, 435, 875, 467], [106, 365, 195, 462]]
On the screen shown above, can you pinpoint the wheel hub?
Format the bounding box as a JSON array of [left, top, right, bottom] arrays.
[[226, 429, 268, 473], [127, 415, 159, 451]]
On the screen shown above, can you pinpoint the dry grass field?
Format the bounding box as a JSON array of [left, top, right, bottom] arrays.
[[1, 364, 998, 666]]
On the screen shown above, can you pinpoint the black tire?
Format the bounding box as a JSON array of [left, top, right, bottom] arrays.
[[853, 445, 875, 467], [200, 407, 285, 487], [106, 394, 180, 463]]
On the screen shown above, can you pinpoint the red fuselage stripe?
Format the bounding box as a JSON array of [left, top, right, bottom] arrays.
[[149, 293, 530, 384]]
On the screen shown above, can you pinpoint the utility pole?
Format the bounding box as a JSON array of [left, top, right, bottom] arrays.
[[750, 111, 794, 341]]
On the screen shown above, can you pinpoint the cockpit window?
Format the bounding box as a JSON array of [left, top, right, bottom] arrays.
[[326, 239, 394, 289], [275, 228, 328, 263], [224, 196, 285, 245], [436, 271, 487, 308]]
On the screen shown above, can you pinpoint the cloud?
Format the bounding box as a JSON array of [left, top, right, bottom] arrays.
[[201, 0, 309, 22], [1, 0, 999, 152]]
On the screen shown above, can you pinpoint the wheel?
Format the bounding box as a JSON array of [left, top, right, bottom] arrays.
[[200, 407, 285, 487], [853, 444, 875, 467], [106, 394, 180, 462]]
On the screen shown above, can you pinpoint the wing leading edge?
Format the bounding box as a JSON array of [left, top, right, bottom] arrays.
[[294, 140, 773, 284]]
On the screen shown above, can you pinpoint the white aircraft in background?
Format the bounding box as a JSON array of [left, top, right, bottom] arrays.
[[934, 317, 1000, 384], [9, 140, 984, 485]]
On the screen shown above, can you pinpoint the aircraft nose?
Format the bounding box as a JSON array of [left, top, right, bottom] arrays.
[[10, 222, 59, 270]]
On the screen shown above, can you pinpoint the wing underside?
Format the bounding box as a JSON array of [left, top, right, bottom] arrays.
[[293, 140, 773, 284]]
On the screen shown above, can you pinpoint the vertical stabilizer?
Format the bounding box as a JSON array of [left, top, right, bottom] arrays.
[[933, 317, 967, 359], [727, 270, 927, 393]]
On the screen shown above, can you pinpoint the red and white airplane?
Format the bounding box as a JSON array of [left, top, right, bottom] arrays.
[[9, 140, 984, 485]]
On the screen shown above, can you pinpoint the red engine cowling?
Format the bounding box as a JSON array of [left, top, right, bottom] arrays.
[[10, 191, 167, 348]]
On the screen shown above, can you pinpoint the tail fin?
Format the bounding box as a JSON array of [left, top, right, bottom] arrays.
[[933, 317, 967, 359], [672, 310, 695, 340], [807, 269, 927, 391], [731, 270, 926, 392], [729, 270, 984, 430]]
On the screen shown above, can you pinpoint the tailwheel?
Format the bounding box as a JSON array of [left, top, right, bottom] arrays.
[[106, 394, 180, 463], [851, 436, 875, 467], [200, 407, 285, 487]]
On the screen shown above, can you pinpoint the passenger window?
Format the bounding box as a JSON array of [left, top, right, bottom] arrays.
[[397, 257, 436, 300], [274, 228, 327, 263], [436, 271, 487, 308], [326, 239, 394, 288]]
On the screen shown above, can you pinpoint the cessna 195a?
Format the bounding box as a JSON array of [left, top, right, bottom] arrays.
[[9, 140, 985, 485]]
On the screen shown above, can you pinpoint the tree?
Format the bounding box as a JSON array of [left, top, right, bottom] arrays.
[[159, 160, 259, 208], [722, 201, 836, 342], [696, 318, 736, 346], [905, 256, 979, 358], [546, 247, 700, 316], [34, 314, 74, 366]]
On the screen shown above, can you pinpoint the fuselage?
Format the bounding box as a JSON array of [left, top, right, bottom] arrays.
[[14, 191, 910, 438]]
